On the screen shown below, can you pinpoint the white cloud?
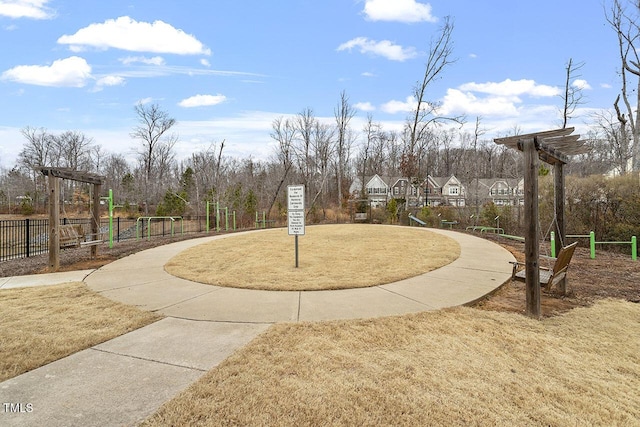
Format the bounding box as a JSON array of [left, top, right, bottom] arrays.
[[337, 37, 417, 62], [438, 79, 565, 117], [96, 75, 125, 87], [458, 79, 560, 98], [178, 94, 227, 108], [439, 89, 519, 117], [600, 83, 612, 89], [572, 79, 592, 90], [137, 97, 154, 105], [0, 0, 54, 19], [355, 102, 376, 112], [200, 58, 211, 67], [1, 56, 91, 87], [381, 96, 417, 114], [120, 55, 166, 66], [57, 16, 211, 55], [361, 71, 376, 77], [363, 0, 437, 23]]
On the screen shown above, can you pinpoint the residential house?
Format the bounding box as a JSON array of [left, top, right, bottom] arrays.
[[389, 178, 419, 203], [466, 178, 524, 207], [350, 174, 467, 208], [348, 174, 390, 208], [423, 175, 466, 207]]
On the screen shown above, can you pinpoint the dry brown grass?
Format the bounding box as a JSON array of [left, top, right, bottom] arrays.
[[0, 282, 160, 381], [165, 224, 460, 291], [142, 299, 640, 427]]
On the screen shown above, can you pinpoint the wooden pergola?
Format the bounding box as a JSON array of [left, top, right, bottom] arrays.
[[494, 127, 590, 317], [40, 167, 106, 272]]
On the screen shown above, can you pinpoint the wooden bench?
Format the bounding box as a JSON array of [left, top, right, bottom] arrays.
[[59, 224, 85, 248], [354, 213, 368, 222], [511, 242, 578, 292]]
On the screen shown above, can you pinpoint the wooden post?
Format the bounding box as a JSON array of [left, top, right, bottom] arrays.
[[48, 175, 60, 272], [554, 162, 567, 294], [91, 183, 101, 258], [523, 138, 540, 317]]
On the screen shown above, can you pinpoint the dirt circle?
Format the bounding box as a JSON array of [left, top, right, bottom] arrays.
[[164, 224, 460, 291]]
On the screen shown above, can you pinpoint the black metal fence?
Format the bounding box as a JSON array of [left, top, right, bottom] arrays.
[[0, 216, 210, 263]]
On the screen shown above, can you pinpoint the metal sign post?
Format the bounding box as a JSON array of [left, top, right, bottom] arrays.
[[287, 185, 305, 268]]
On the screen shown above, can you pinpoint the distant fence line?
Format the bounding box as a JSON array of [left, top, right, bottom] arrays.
[[0, 216, 209, 263]]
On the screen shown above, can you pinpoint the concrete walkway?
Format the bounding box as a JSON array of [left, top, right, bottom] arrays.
[[0, 227, 514, 427]]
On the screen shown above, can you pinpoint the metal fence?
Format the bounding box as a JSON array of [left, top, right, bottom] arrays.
[[0, 216, 209, 263]]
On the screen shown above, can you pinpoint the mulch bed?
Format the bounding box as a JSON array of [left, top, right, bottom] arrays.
[[1, 230, 638, 318], [475, 234, 640, 317]]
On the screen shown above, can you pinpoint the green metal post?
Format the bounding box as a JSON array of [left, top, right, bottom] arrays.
[[262, 211, 266, 229], [233, 211, 236, 231], [108, 189, 114, 248], [590, 231, 596, 259], [550, 231, 556, 258], [632, 236, 637, 261], [216, 202, 220, 232], [225, 207, 229, 231], [255, 211, 259, 228], [206, 201, 210, 233]]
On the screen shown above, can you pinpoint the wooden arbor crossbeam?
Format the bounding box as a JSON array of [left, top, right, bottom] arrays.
[[39, 167, 106, 271], [494, 127, 590, 165], [40, 167, 106, 185], [493, 128, 590, 318]]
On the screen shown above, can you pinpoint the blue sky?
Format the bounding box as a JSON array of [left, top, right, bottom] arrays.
[[0, 0, 623, 169]]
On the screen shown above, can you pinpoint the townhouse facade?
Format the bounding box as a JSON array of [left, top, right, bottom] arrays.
[[350, 174, 525, 208]]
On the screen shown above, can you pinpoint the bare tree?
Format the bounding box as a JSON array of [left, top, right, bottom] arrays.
[[268, 117, 296, 216], [334, 90, 356, 207], [53, 130, 94, 171], [18, 126, 55, 208], [308, 121, 335, 217], [293, 108, 316, 203], [559, 58, 586, 129], [403, 16, 464, 208], [130, 103, 177, 213], [359, 113, 378, 195], [606, 0, 640, 171], [592, 109, 632, 174], [102, 153, 131, 201]]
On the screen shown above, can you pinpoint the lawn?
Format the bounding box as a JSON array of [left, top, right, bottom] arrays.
[[0, 282, 160, 382], [165, 224, 460, 291], [142, 299, 640, 426], [2, 227, 638, 426]]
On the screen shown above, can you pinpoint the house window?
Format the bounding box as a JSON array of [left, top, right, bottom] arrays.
[[394, 187, 399, 195], [449, 186, 459, 195]]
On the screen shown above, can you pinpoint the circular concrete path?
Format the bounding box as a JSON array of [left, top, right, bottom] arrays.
[[85, 226, 515, 323]]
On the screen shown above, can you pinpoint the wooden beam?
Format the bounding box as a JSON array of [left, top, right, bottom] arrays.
[[554, 162, 566, 295], [40, 167, 105, 185], [48, 175, 60, 272], [523, 138, 541, 317], [495, 127, 574, 145]]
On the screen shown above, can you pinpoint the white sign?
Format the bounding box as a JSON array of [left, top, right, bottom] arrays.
[[287, 210, 305, 235], [287, 185, 305, 211], [287, 185, 305, 236]]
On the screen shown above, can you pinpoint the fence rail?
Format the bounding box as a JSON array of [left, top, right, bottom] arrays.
[[0, 216, 210, 263]]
